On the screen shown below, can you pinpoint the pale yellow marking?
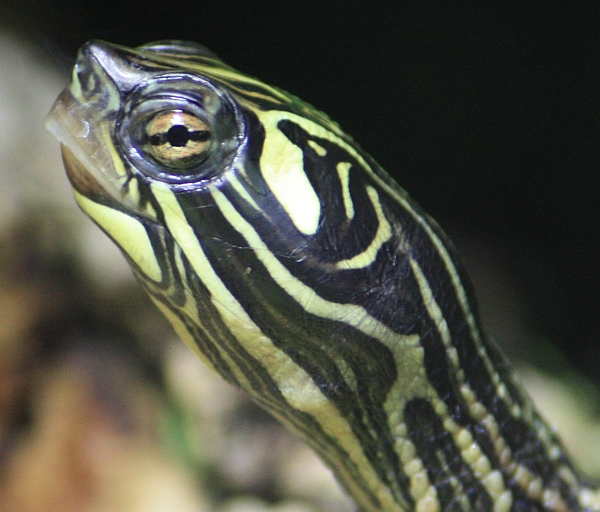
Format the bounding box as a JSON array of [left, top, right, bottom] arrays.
[[228, 173, 262, 212], [73, 55, 120, 112], [147, 244, 256, 393], [434, 399, 513, 512], [446, 475, 470, 510], [208, 184, 408, 354], [408, 258, 577, 510], [400, 446, 440, 512], [459, 393, 568, 511], [334, 357, 358, 394], [337, 162, 355, 220], [381, 329, 441, 506], [152, 54, 322, 121], [308, 140, 327, 156], [149, 295, 217, 373], [99, 124, 129, 181], [250, 109, 375, 184], [335, 186, 391, 269], [208, 185, 406, 511], [76, 190, 204, 380], [557, 466, 578, 488], [259, 110, 321, 235], [73, 190, 162, 283], [150, 182, 255, 327], [126, 174, 141, 206], [409, 259, 453, 349], [495, 491, 514, 512], [69, 66, 83, 101], [438, 407, 511, 508], [416, 494, 440, 512], [383, 322, 433, 512], [143, 199, 158, 219], [246, 108, 528, 428], [399, 258, 571, 511], [224, 81, 288, 105], [170, 246, 256, 393], [247, 106, 511, 407], [247, 92, 576, 512], [179, 61, 291, 103], [528, 478, 543, 500], [150, 181, 402, 512], [401, 196, 533, 423]]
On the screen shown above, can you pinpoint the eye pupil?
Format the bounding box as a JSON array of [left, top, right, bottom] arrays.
[[167, 125, 190, 147], [147, 123, 212, 148]]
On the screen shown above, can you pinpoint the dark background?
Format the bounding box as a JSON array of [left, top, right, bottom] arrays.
[[3, 3, 599, 383]]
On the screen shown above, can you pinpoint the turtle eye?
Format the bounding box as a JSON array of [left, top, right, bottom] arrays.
[[117, 74, 244, 184], [144, 110, 212, 168]]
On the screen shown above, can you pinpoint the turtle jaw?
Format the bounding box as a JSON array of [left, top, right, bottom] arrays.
[[46, 87, 136, 212]]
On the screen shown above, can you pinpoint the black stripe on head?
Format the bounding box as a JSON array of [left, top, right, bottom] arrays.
[[401, 214, 580, 499], [217, 111, 578, 501], [175, 187, 413, 504], [135, 218, 385, 508], [275, 119, 381, 263]]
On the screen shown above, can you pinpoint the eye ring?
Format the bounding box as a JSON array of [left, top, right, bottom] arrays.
[[115, 74, 244, 185]]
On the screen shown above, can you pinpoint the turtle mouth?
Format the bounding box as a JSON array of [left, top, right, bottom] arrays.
[[45, 87, 136, 210], [59, 143, 115, 204]]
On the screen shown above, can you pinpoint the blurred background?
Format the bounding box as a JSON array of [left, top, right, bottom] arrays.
[[0, 2, 598, 511]]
